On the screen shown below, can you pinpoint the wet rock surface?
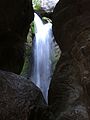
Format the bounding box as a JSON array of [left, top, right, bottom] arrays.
[[49, 0, 90, 119], [0, 69, 55, 120], [52, 0, 90, 52], [0, 70, 46, 120]]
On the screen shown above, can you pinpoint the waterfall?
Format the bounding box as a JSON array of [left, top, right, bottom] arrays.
[[32, 13, 53, 102]]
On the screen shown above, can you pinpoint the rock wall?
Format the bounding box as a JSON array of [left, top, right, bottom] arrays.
[[0, 0, 34, 74], [49, 0, 90, 119]]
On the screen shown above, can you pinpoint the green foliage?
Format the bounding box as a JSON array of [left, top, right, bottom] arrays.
[[21, 28, 32, 77], [31, 21, 35, 34], [32, 0, 41, 11], [42, 17, 52, 24]]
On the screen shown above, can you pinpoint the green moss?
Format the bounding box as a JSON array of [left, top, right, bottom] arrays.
[[21, 26, 33, 77]]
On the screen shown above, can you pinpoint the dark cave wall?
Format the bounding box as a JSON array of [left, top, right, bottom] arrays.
[[52, 0, 90, 52], [0, 0, 34, 74], [49, 0, 90, 119]]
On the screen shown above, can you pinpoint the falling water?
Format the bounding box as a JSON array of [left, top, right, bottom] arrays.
[[32, 13, 53, 102]]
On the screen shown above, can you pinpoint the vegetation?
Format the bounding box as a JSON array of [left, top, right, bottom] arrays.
[[32, 0, 41, 11], [20, 28, 32, 78]]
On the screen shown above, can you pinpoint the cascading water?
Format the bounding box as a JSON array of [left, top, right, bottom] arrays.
[[32, 13, 53, 102]]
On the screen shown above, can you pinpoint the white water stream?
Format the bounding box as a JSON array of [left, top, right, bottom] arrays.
[[32, 13, 53, 102]]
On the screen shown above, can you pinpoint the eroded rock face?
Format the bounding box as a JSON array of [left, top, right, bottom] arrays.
[[0, 70, 46, 120], [0, 69, 56, 120], [52, 0, 90, 52], [0, 0, 34, 74], [49, 0, 90, 119]]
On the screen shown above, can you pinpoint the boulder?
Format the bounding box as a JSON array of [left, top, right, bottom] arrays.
[[0, 70, 46, 120]]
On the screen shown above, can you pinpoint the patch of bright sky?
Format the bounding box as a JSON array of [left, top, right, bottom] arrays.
[[41, 0, 59, 12]]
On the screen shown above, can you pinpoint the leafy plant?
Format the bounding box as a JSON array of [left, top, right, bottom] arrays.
[[32, 0, 41, 11]]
